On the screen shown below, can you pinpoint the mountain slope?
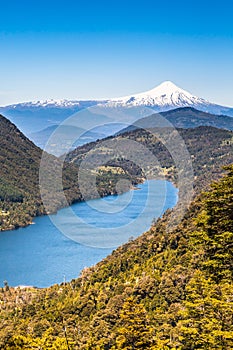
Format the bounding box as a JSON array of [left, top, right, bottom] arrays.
[[66, 125, 233, 193], [0, 100, 102, 135], [108, 81, 207, 108], [107, 81, 233, 116], [1, 82, 233, 146], [1, 165, 232, 349], [1, 109, 232, 232], [0, 114, 141, 230], [0, 114, 83, 230], [25, 107, 233, 155], [118, 107, 233, 134], [29, 125, 106, 150]]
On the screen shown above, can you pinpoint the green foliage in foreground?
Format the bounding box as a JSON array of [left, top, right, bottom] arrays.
[[0, 165, 232, 349]]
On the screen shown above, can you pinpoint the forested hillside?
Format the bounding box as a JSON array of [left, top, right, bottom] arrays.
[[0, 114, 83, 230], [1, 110, 233, 231], [119, 107, 233, 133], [0, 114, 139, 231], [67, 125, 233, 193], [0, 165, 232, 349]]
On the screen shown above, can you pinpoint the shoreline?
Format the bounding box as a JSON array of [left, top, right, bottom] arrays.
[[0, 178, 178, 289], [0, 174, 176, 233]]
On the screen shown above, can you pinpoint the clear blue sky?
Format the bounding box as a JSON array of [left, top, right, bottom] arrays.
[[1, 0, 233, 106]]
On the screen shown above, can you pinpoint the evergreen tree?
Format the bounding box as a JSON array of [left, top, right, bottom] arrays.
[[195, 165, 233, 281], [116, 297, 153, 349]]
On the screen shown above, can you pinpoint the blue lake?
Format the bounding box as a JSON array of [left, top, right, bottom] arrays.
[[0, 180, 178, 287]]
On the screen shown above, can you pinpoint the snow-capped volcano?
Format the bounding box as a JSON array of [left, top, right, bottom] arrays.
[[107, 81, 210, 110], [3, 81, 233, 116], [1, 81, 233, 139], [104, 80, 233, 117]]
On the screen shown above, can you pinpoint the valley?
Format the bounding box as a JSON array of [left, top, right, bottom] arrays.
[[1, 81, 233, 150], [0, 98, 232, 349], [1, 1, 233, 348], [0, 163, 232, 349]]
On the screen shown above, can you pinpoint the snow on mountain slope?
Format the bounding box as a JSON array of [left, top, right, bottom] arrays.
[[103, 81, 233, 117], [2, 81, 233, 116], [13, 99, 81, 108], [7, 99, 102, 109], [107, 81, 213, 109], [1, 81, 233, 139]]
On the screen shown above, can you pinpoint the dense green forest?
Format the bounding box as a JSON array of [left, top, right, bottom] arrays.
[[0, 165, 232, 349], [0, 114, 140, 230], [0, 113, 86, 230], [1, 109, 233, 231], [67, 125, 233, 193], [119, 107, 233, 133], [0, 112, 232, 348]]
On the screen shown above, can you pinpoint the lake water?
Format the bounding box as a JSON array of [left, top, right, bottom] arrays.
[[0, 180, 178, 288]]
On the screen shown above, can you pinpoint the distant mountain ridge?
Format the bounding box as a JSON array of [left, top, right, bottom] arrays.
[[118, 107, 233, 135], [1, 81, 233, 148], [6, 99, 105, 109], [66, 123, 233, 193], [0, 114, 141, 230], [0, 100, 102, 135], [3, 81, 233, 115], [29, 124, 107, 150]]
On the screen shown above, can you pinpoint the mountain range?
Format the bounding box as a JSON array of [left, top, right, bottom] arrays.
[[0, 101, 232, 348], [0, 114, 139, 230], [118, 107, 233, 135], [25, 107, 233, 156], [1, 81, 233, 141]]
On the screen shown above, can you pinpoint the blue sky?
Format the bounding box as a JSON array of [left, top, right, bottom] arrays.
[[0, 0, 233, 106]]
